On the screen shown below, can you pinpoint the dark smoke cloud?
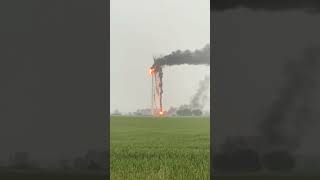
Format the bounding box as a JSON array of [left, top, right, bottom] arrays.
[[153, 44, 210, 67], [260, 46, 319, 150], [212, 0, 320, 13], [190, 75, 210, 110]]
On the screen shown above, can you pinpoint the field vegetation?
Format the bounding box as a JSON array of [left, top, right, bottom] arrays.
[[111, 116, 210, 180]]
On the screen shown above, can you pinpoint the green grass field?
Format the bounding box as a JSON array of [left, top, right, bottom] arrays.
[[111, 116, 210, 180]]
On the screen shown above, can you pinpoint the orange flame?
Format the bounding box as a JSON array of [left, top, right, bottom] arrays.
[[149, 68, 154, 75]]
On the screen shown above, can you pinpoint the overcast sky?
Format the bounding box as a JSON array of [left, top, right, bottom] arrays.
[[110, 0, 210, 113]]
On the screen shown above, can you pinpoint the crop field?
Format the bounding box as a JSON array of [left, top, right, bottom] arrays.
[[110, 116, 210, 180]]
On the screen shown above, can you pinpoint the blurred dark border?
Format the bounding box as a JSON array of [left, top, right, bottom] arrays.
[[0, 0, 109, 179], [211, 0, 320, 179]]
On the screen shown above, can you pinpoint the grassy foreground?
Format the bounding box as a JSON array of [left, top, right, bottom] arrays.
[[111, 116, 210, 180]]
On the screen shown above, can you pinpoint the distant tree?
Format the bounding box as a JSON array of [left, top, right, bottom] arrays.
[[176, 109, 185, 116], [184, 109, 193, 116], [167, 107, 177, 116], [176, 107, 192, 116], [192, 109, 202, 116], [112, 109, 121, 115], [134, 112, 142, 116]]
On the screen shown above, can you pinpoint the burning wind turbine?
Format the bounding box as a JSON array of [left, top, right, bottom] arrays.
[[149, 58, 164, 116], [149, 44, 210, 116]]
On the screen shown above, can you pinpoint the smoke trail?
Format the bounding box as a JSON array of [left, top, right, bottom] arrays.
[[260, 46, 319, 150], [190, 75, 210, 110], [212, 0, 320, 13]]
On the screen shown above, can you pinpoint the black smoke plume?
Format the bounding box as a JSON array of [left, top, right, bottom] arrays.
[[260, 46, 319, 150], [190, 75, 210, 110], [152, 44, 210, 68], [212, 0, 320, 12]]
